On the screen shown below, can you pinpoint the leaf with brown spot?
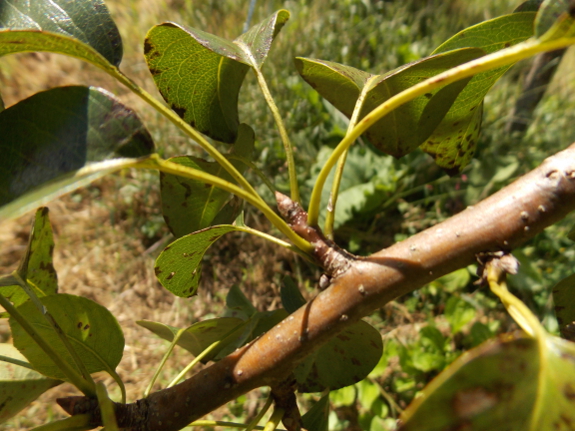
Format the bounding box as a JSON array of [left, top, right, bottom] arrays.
[[421, 12, 535, 174], [295, 47, 484, 157], [144, 11, 289, 142], [9, 294, 124, 381], [294, 320, 382, 393], [553, 273, 575, 341], [400, 330, 575, 430], [0, 208, 58, 314], [155, 225, 245, 297]]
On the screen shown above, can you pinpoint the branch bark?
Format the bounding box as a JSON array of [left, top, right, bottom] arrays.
[[59, 144, 575, 431]]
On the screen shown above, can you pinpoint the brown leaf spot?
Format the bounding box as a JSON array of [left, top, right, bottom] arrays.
[[154, 267, 162, 276], [564, 382, 575, 402], [77, 322, 83, 329], [453, 388, 497, 419], [172, 105, 187, 119], [83, 324, 90, 331], [351, 358, 361, 366], [167, 272, 176, 280]]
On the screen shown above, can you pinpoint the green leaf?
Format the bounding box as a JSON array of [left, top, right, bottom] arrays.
[[514, 1, 544, 12], [295, 47, 483, 157], [553, 273, 575, 341], [9, 294, 124, 381], [225, 284, 257, 319], [399, 333, 575, 431], [0, 86, 154, 222], [0, 208, 58, 313], [0, 343, 61, 424], [535, 0, 575, 39], [235, 10, 290, 69], [302, 393, 330, 431], [144, 11, 289, 143], [160, 124, 254, 238], [0, 0, 122, 66], [155, 225, 241, 297], [445, 296, 476, 334], [422, 12, 536, 174], [294, 320, 383, 392], [136, 317, 244, 363], [280, 276, 306, 314]]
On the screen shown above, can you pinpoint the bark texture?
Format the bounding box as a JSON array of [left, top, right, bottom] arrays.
[[59, 144, 575, 430]]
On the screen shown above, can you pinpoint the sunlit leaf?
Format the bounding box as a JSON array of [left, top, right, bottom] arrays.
[[399, 333, 575, 431], [0, 86, 154, 221], [422, 12, 536, 174], [160, 124, 254, 238], [0, 343, 61, 424], [0, 208, 58, 311], [144, 11, 289, 142], [9, 294, 124, 381], [553, 273, 575, 341], [294, 320, 383, 392], [0, 0, 122, 66], [155, 225, 242, 297], [136, 317, 244, 363], [295, 47, 483, 157]]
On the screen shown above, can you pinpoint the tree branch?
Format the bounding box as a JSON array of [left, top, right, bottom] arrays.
[[59, 144, 575, 431]]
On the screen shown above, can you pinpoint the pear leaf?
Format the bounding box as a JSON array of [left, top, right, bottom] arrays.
[[144, 11, 289, 142], [155, 225, 241, 297], [0, 86, 154, 222], [294, 320, 383, 392], [0, 208, 58, 311], [9, 294, 124, 381], [0, 0, 122, 66], [295, 47, 484, 157], [535, 0, 575, 40], [0, 343, 61, 424], [400, 334, 575, 431], [160, 124, 254, 238], [422, 12, 536, 174], [553, 273, 575, 341]]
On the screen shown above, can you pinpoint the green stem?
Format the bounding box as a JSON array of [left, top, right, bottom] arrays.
[[233, 225, 314, 263], [112, 71, 261, 201], [323, 78, 375, 237], [245, 395, 274, 431], [167, 321, 249, 388], [0, 354, 36, 370], [135, 155, 313, 254], [0, 293, 95, 397], [307, 36, 575, 226], [252, 66, 300, 203], [29, 415, 92, 431], [189, 420, 285, 430], [263, 407, 285, 431], [144, 328, 187, 397], [96, 382, 119, 431]]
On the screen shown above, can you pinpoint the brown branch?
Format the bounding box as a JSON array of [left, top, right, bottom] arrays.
[[59, 144, 575, 431]]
